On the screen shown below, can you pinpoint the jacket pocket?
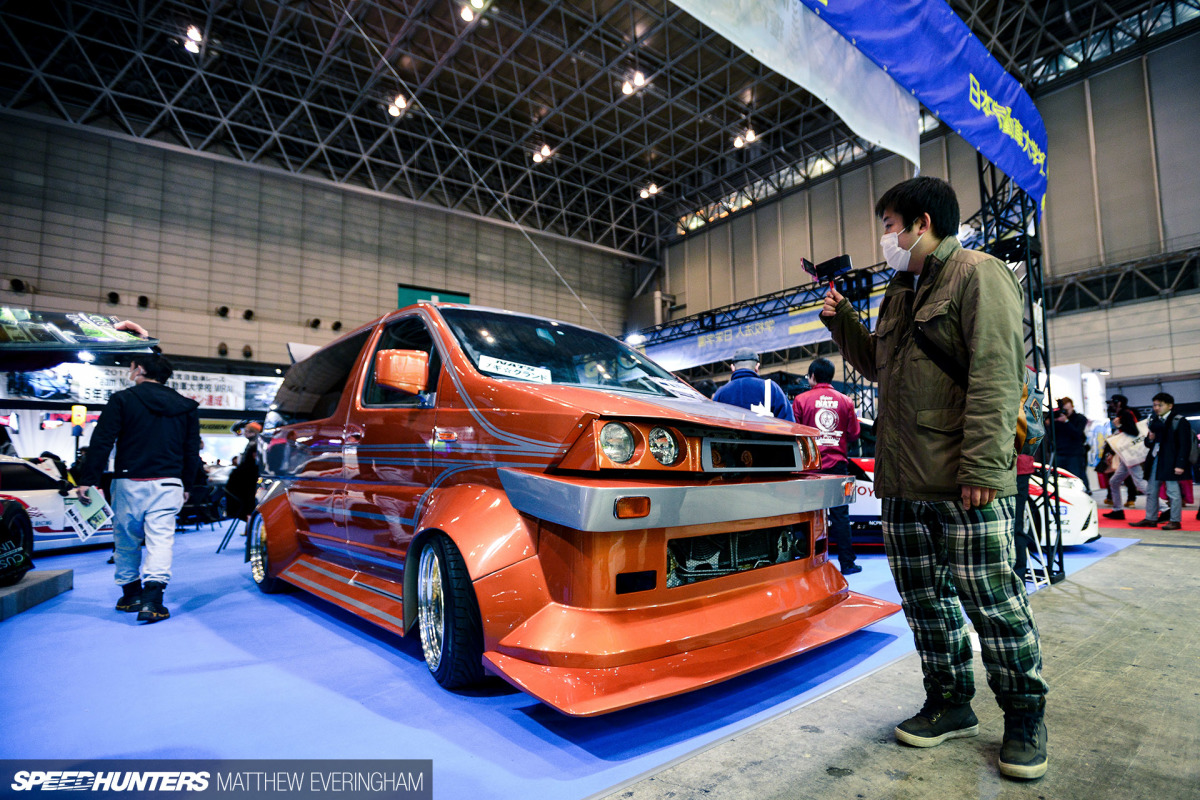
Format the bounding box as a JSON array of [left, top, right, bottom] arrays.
[[912, 407, 965, 494], [916, 407, 964, 433]]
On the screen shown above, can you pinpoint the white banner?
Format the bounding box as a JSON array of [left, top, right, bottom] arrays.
[[670, 0, 920, 167], [1, 363, 282, 411]]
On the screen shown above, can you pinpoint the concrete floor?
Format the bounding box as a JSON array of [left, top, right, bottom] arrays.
[[601, 524, 1200, 800]]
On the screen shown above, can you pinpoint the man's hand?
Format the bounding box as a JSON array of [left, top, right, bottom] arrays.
[[960, 484, 997, 510], [1176, 468, 1185, 476], [821, 285, 844, 318], [114, 320, 150, 338], [74, 485, 93, 503]]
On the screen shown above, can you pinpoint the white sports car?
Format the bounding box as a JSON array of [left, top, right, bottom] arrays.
[[847, 457, 1100, 547], [0, 455, 113, 551]]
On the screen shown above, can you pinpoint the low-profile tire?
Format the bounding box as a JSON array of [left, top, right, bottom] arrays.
[[247, 514, 287, 594], [0, 501, 34, 587], [417, 534, 485, 689]]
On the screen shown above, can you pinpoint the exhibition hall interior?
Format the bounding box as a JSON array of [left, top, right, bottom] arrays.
[[1, 1, 1198, 798]]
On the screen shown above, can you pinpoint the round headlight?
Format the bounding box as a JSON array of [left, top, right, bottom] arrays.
[[599, 422, 636, 463], [647, 426, 679, 465]]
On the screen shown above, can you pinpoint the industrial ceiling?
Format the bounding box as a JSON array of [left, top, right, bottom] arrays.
[[1, 0, 1196, 257]]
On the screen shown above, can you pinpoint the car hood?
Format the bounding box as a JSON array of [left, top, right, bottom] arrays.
[[492, 380, 818, 437]]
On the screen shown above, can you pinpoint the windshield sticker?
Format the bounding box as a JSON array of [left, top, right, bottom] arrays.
[[649, 377, 706, 399], [478, 354, 552, 383]]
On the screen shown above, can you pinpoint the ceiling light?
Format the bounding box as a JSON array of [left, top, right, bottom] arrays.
[[639, 188, 649, 199], [387, 104, 401, 117], [648, 183, 659, 194], [461, 6, 474, 21], [394, 93, 407, 108], [184, 40, 200, 54], [634, 71, 645, 87], [622, 81, 634, 95], [186, 25, 202, 42], [532, 152, 544, 163], [540, 144, 551, 157], [470, 0, 485, 7], [745, 128, 756, 142], [734, 135, 745, 148]]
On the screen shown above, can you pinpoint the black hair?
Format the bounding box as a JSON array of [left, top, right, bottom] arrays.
[[131, 353, 174, 383], [1152, 392, 1175, 405], [808, 358, 835, 384], [1110, 394, 1128, 407], [875, 176, 960, 241]]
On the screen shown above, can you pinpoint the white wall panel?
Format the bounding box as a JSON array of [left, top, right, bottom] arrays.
[[839, 167, 875, 271], [709, 225, 733, 308], [1090, 61, 1161, 262], [809, 180, 841, 265], [778, 191, 811, 288], [1148, 35, 1200, 249], [0, 115, 628, 363], [731, 214, 757, 302], [755, 204, 783, 296]]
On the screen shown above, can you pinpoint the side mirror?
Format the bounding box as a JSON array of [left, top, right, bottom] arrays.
[[375, 349, 429, 396]]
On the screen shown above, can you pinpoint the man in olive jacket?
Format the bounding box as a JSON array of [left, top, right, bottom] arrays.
[[821, 177, 1048, 780]]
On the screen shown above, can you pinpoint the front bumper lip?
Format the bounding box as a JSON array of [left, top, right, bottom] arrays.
[[484, 590, 899, 717], [497, 469, 854, 532]]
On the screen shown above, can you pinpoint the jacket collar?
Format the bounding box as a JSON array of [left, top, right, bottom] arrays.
[[915, 236, 962, 303], [730, 368, 760, 381]]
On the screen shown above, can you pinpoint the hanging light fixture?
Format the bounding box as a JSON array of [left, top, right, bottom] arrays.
[[622, 80, 634, 95], [733, 135, 745, 148], [745, 128, 756, 143], [540, 144, 551, 157], [634, 71, 645, 87], [532, 152, 544, 163], [461, 6, 475, 21]]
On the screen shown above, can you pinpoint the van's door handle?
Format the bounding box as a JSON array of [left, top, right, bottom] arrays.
[[344, 427, 364, 445]]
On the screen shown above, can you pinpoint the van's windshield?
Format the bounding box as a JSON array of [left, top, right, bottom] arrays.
[[439, 308, 691, 398]]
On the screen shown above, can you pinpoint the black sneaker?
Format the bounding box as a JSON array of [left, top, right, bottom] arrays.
[[999, 705, 1048, 779], [895, 697, 979, 747], [1102, 510, 1125, 520], [841, 563, 862, 575]]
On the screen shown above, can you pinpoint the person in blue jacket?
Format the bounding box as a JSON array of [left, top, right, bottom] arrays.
[[712, 348, 794, 421]]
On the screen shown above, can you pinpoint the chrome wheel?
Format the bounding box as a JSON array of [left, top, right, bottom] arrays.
[[417, 544, 445, 672], [249, 515, 268, 584]]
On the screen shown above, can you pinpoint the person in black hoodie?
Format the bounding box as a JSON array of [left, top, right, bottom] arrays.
[[76, 353, 202, 622], [1128, 392, 1193, 531]]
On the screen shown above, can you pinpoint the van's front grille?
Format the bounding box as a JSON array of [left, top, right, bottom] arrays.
[[666, 523, 811, 587], [704, 438, 800, 471]]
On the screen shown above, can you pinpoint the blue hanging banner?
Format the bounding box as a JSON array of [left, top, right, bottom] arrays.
[[795, 0, 1048, 213]]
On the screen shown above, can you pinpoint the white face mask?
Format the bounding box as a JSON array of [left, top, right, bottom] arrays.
[[880, 230, 924, 272]]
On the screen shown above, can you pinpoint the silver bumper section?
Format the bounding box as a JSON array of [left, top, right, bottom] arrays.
[[497, 469, 855, 533]]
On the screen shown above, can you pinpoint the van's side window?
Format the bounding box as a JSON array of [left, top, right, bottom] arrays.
[[362, 316, 442, 408]]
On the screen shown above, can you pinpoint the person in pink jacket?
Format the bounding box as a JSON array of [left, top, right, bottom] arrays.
[[793, 358, 862, 574]]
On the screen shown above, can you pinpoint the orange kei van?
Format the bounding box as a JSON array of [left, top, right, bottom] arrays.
[[250, 302, 899, 716]]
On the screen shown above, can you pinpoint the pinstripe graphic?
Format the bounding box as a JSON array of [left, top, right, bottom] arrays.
[[284, 562, 407, 629]]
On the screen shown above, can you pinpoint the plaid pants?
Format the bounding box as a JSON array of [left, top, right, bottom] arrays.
[[882, 496, 1048, 707]]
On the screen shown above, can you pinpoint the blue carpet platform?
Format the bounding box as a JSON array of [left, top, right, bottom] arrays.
[[0, 525, 1135, 799]]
